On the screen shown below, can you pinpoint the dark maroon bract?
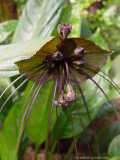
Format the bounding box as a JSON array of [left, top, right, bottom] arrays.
[[16, 24, 110, 107]]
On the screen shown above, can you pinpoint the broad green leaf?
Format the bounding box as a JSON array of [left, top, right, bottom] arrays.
[[52, 2, 72, 35], [13, 0, 64, 42], [0, 81, 57, 159], [58, 2, 72, 24], [90, 29, 109, 50], [52, 100, 91, 139], [80, 17, 92, 38], [26, 81, 57, 144], [108, 134, 120, 156], [0, 83, 32, 160]]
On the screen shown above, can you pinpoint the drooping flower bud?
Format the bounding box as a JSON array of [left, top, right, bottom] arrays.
[[58, 24, 72, 40]]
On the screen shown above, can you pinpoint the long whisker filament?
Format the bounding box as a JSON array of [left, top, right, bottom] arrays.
[[0, 78, 28, 113], [84, 64, 120, 94], [0, 73, 25, 100]]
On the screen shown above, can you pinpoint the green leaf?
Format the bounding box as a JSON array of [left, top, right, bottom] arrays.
[[52, 2, 72, 36], [58, 2, 72, 24], [0, 81, 57, 159], [13, 0, 64, 42], [80, 17, 92, 38], [108, 134, 120, 156], [0, 84, 31, 160], [52, 101, 91, 139], [90, 29, 109, 50], [26, 81, 57, 144]]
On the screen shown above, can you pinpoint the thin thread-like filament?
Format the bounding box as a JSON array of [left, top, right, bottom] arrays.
[[0, 78, 28, 112], [79, 68, 120, 119], [84, 64, 120, 94], [0, 73, 25, 100]]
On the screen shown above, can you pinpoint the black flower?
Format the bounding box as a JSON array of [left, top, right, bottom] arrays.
[[16, 24, 110, 107]]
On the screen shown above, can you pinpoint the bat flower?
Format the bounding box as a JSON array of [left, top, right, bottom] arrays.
[[15, 24, 111, 107]]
